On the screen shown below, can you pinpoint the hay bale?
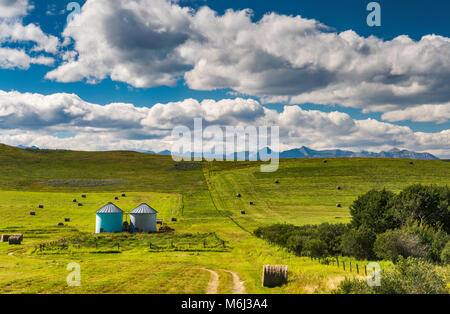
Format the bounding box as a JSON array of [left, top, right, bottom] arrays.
[[8, 235, 22, 245], [323, 160, 328, 163], [262, 265, 288, 287], [58, 222, 64, 226], [241, 210, 246, 215], [122, 193, 126, 197], [171, 217, 177, 222], [78, 203, 83, 206], [30, 211, 36, 216], [14, 234, 23, 241], [337, 186, 341, 190], [115, 196, 119, 200], [82, 195, 86, 198], [1, 234, 11, 242], [249, 201, 254, 205], [410, 161, 414, 165], [336, 203, 341, 208], [38, 205, 44, 209], [236, 193, 241, 198], [275, 180, 279, 184], [64, 218, 70, 222], [72, 199, 77, 202]]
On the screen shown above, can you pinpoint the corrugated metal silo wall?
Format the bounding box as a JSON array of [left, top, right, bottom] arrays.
[[130, 214, 157, 233], [95, 213, 123, 233]]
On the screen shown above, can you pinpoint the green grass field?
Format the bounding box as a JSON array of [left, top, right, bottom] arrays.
[[0, 144, 448, 293]]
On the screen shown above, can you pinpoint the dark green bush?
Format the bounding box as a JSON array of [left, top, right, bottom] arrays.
[[340, 226, 376, 260], [303, 238, 328, 257], [350, 188, 398, 233], [441, 241, 450, 264], [374, 228, 428, 263]]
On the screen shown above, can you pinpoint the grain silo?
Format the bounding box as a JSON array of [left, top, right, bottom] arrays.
[[95, 203, 123, 233], [130, 203, 158, 233]]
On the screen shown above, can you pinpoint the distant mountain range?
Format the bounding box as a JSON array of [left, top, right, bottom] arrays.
[[17, 145, 40, 150], [16, 144, 438, 160], [146, 146, 439, 160]]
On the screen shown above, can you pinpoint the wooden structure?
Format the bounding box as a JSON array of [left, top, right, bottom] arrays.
[[1, 234, 11, 242]]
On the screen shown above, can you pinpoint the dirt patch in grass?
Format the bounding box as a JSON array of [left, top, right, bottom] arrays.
[[41, 179, 127, 187]]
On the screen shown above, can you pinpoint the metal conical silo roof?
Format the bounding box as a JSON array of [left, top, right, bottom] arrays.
[[96, 202, 123, 214], [130, 203, 158, 214]]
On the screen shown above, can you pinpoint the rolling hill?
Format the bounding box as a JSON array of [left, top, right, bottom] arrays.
[[0, 143, 449, 293]]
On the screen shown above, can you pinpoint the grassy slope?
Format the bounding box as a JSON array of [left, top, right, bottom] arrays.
[[0, 144, 448, 293]]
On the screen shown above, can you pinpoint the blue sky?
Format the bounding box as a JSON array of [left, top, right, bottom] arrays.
[[0, 0, 448, 156]]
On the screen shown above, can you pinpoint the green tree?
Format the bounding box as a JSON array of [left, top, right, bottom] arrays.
[[393, 184, 450, 233], [349, 189, 398, 233]]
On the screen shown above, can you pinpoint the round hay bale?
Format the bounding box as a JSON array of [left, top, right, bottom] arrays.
[[72, 199, 77, 203], [115, 196, 119, 200], [64, 218, 70, 222], [30, 211, 36, 216], [81, 195, 86, 198], [38, 205, 44, 209], [337, 186, 341, 190], [275, 180, 279, 184], [236, 193, 241, 198], [323, 160, 328, 163], [78, 203, 83, 206], [8, 235, 22, 245], [336, 203, 341, 208], [58, 222, 64, 226], [241, 210, 246, 215], [171, 217, 177, 222], [249, 201, 254, 205], [121, 193, 126, 197], [410, 161, 414, 165], [262, 265, 288, 287]]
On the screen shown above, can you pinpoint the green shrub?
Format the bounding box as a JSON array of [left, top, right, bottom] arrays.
[[373, 257, 448, 294], [333, 277, 370, 294], [334, 257, 448, 294], [441, 241, 450, 264], [341, 226, 376, 260], [303, 238, 328, 257], [374, 228, 428, 263]]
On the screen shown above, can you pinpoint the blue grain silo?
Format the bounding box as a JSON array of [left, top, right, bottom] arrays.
[[130, 203, 158, 233], [95, 203, 123, 233]]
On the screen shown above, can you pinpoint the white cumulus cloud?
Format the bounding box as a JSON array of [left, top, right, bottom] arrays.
[[0, 90, 448, 157], [44, 0, 450, 120]]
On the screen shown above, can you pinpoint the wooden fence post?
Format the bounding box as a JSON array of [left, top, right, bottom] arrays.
[[365, 265, 367, 276], [349, 262, 352, 272], [343, 261, 345, 271], [356, 264, 359, 274]]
